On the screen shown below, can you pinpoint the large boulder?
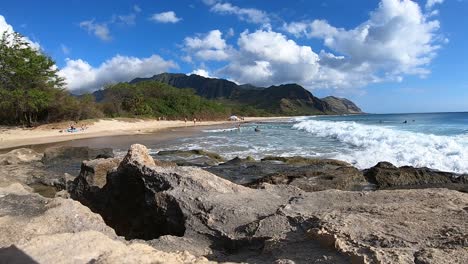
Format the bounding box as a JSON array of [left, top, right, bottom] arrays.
[[364, 161, 468, 191], [0, 148, 43, 165], [77, 158, 122, 188], [0, 183, 116, 248], [0, 183, 215, 264], [71, 144, 468, 263]]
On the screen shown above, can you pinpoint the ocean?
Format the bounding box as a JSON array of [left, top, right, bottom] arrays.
[[150, 112, 468, 174]]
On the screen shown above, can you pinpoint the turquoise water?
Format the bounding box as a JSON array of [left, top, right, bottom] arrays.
[[155, 112, 468, 173]]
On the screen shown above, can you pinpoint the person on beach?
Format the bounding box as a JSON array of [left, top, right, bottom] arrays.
[[193, 118, 197, 125], [184, 117, 187, 126]]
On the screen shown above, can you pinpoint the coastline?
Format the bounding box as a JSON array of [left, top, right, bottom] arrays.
[[0, 117, 291, 151]]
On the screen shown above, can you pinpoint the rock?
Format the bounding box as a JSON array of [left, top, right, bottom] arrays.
[[70, 144, 468, 263], [296, 189, 468, 263], [0, 184, 215, 264], [261, 156, 351, 166], [0, 148, 43, 165], [42, 146, 114, 165], [249, 166, 370, 192], [74, 144, 351, 263], [222, 156, 256, 165], [78, 158, 121, 188], [156, 149, 225, 167], [0, 184, 117, 248], [0, 159, 65, 197], [364, 161, 468, 191], [0, 231, 215, 264], [208, 157, 369, 191]]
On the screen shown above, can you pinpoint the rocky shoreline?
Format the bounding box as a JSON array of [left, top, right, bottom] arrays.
[[0, 145, 467, 263]]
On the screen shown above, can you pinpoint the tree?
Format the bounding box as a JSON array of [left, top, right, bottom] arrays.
[[0, 31, 64, 126]]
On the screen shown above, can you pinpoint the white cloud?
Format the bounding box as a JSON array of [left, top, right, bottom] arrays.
[[150, 11, 182, 23], [133, 5, 142, 13], [226, 27, 235, 37], [278, 0, 444, 88], [426, 0, 444, 9], [0, 15, 41, 50], [190, 69, 211, 78], [79, 20, 111, 41], [116, 14, 136, 25], [59, 54, 178, 92], [220, 30, 320, 86], [184, 30, 230, 61], [60, 44, 70, 55], [208, 2, 270, 25]]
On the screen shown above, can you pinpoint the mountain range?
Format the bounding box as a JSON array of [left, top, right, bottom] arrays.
[[128, 73, 363, 115]]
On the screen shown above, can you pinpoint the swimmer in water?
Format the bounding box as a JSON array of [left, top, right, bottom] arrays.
[[254, 126, 260, 132]]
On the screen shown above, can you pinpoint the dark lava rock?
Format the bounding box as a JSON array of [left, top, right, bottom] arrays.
[[261, 156, 351, 166], [207, 156, 369, 191], [364, 161, 468, 191]]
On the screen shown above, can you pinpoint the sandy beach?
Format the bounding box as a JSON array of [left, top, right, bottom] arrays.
[[0, 117, 288, 150]]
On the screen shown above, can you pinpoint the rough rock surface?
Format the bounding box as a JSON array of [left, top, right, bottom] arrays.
[[0, 183, 116, 247], [0, 148, 43, 165], [0, 146, 117, 198], [207, 156, 369, 191], [77, 158, 121, 188], [0, 184, 215, 264], [42, 146, 114, 165], [157, 149, 225, 167], [364, 161, 468, 192], [71, 144, 468, 263]]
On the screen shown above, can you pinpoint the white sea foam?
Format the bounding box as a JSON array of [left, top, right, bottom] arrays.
[[293, 120, 468, 173], [202, 128, 239, 133]]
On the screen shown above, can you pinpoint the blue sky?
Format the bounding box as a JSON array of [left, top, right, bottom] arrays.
[[0, 0, 467, 113]]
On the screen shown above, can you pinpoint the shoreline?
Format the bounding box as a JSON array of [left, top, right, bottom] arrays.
[[0, 117, 291, 151]]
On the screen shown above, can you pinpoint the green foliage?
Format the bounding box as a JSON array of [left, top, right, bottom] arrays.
[[101, 81, 229, 119], [0, 31, 66, 125]]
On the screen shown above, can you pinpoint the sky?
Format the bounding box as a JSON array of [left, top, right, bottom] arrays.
[[0, 0, 467, 113]]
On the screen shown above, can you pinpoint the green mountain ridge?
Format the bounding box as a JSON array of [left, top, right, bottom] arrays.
[[127, 73, 363, 115]]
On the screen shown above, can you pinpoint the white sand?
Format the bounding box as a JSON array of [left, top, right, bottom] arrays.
[[0, 117, 288, 150]]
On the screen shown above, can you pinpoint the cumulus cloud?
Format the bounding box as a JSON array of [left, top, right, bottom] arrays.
[[205, 1, 270, 25], [190, 69, 212, 78], [0, 15, 41, 50], [277, 0, 444, 88], [59, 54, 178, 92], [220, 29, 320, 86], [79, 20, 111, 41], [150, 11, 182, 23], [184, 30, 231, 61], [426, 0, 444, 9]]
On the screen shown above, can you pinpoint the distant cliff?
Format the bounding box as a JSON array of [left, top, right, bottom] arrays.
[[321, 96, 363, 114], [128, 73, 364, 115]]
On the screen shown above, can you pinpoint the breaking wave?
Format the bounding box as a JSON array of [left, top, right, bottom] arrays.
[[293, 120, 468, 173]]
